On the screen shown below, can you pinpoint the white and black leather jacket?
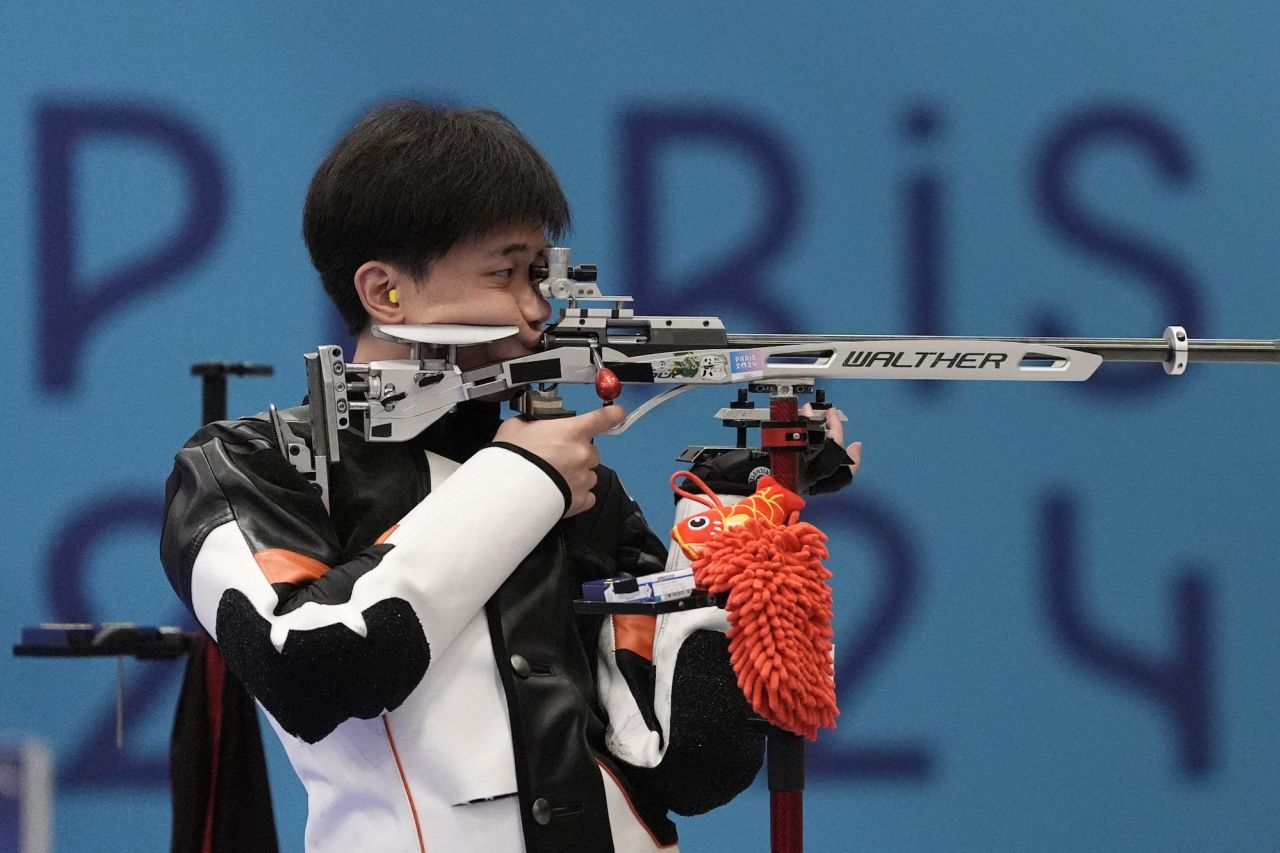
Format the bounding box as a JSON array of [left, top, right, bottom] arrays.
[[160, 401, 764, 853]]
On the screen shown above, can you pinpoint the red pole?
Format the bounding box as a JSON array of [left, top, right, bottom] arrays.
[[770, 790, 804, 853], [761, 391, 807, 853]]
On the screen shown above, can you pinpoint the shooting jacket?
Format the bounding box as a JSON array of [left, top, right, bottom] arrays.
[[160, 401, 763, 853]]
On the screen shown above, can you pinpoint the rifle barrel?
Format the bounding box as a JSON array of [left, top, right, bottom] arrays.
[[725, 335, 1280, 364]]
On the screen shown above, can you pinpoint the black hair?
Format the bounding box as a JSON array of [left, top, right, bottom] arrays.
[[303, 101, 571, 335]]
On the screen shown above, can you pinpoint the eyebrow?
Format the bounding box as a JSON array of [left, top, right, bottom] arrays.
[[486, 241, 548, 258]]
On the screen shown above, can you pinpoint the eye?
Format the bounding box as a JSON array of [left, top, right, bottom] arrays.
[[492, 267, 514, 279], [687, 516, 709, 530]]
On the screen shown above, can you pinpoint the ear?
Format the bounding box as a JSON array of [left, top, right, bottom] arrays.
[[353, 261, 409, 326]]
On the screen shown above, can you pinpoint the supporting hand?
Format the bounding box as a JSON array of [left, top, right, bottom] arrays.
[[802, 403, 862, 482]]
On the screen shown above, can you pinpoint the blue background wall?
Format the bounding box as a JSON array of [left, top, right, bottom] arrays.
[[1, 3, 1277, 850]]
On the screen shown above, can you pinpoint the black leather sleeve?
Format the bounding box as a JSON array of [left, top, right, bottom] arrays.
[[561, 466, 669, 583], [161, 418, 341, 611], [159, 417, 432, 743]]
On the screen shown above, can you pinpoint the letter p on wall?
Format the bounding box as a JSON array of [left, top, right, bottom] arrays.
[[36, 100, 227, 391]]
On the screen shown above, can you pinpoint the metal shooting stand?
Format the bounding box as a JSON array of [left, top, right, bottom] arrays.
[[711, 379, 819, 853], [586, 378, 833, 853], [757, 381, 812, 853]]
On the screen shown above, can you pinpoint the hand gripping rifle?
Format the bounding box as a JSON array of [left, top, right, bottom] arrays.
[[276, 248, 1277, 853]]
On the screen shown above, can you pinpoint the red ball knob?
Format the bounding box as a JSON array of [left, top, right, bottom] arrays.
[[594, 367, 622, 402]]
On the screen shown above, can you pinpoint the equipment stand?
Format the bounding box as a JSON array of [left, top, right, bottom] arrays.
[[760, 388, 808, 853]]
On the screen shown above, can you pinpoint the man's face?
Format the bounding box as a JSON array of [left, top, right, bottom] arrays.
[[398, 224, 553, 370]]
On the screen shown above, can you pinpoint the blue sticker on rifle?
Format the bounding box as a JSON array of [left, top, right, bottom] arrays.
[[730, 349, 765, 379]]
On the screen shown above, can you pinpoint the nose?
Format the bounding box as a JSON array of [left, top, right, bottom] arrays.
[[520, 282, 552, 339], [514, 280, 550, 343]]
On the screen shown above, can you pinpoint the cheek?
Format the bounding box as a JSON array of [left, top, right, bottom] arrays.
[[487, 298, 532, 331]]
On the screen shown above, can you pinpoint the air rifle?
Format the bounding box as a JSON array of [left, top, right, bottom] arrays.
[[274, 246, 1279, 508]]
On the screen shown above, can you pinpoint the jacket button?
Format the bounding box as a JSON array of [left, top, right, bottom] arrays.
[[531, 797, 552, 825], [510, 654, 532, 678]]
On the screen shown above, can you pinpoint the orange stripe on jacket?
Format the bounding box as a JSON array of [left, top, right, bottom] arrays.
[[612, 614, 657, 662], [254, 549, 330, 585], [383, 714, 427, 853]]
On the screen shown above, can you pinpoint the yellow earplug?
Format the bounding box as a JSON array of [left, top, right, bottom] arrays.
[[388, 288, 398, 305]]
